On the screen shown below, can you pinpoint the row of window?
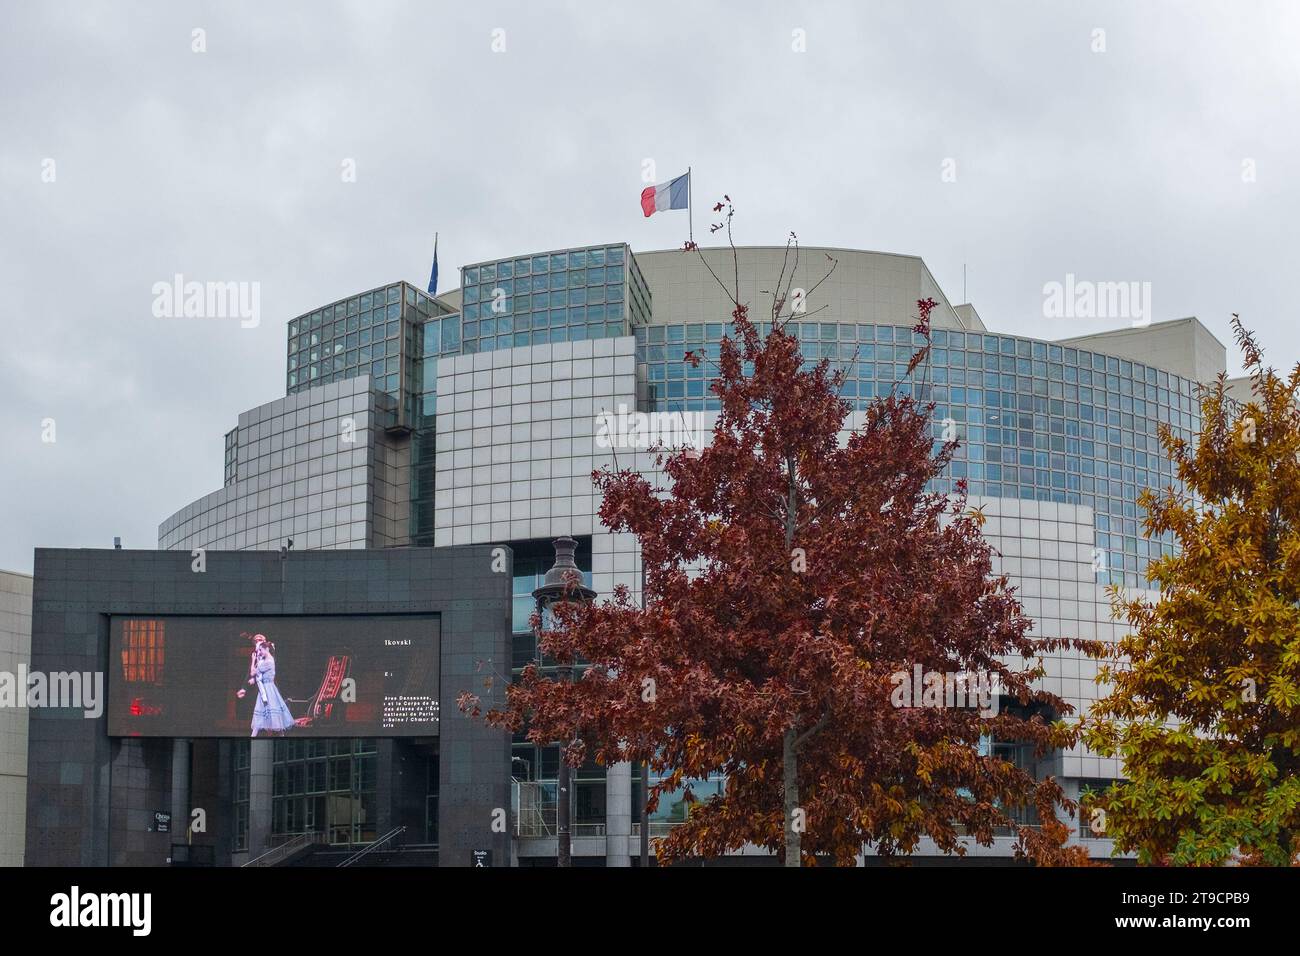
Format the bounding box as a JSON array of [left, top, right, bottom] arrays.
[[277, 290, 1202, 593], [289, 367, 400, 394], [462, 301, 627, 335], [288, 284, 443, 336], [460, 320, 628, 355], [290, 317, 400, 359], [632, 324, 1202, 591], [464, 265, 623, 300], [463, 245, 626, 286], [290, 285, 402, 338], [636, 323, 1192, 395], [464, 305, 626, 338], [462, 284, 626, 321], [290, 335, 400, 372], [648, 374, 1197, 433]]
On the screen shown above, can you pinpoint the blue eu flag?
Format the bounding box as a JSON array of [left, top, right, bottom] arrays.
[[427, 234, 439, 295]]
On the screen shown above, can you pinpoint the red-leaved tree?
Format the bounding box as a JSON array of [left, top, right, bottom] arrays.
[[462, 201, 1089, 866]]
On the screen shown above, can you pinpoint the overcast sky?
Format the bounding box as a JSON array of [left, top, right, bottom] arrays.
[[2, 0, 1298, 574]]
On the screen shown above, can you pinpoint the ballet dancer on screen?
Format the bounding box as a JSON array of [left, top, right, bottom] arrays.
[[236, 633, 295, 737]]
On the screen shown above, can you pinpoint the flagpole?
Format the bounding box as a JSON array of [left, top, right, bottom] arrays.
[[687, 166, 694, 244]]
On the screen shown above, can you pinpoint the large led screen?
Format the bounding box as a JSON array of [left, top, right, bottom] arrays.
[[108, 615, 440, 737]]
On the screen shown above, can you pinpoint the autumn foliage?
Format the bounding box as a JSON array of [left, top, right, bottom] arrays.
[[463, 206, 1090, 866], [1082, 317, 1300, 865]]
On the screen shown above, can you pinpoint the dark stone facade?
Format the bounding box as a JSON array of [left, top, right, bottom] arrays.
[[25, 545, 511, 867]]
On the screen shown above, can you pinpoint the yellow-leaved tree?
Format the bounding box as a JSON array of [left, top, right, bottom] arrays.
[[1083, 316, 1300, 865]]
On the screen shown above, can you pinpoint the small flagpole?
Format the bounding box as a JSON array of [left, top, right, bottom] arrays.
[[430, 231, 439, 296], [687, 166, 693, 244]]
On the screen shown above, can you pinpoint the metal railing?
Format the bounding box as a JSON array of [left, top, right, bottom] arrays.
[[513, 778, 609, 838], [242, 830, 324, 868], [952, 822, 1041, 838], [516, 817, 608, 839], [337, 825, 406, 867], [630, 822, 679, 840]]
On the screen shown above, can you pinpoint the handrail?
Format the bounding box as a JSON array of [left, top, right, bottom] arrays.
[[337, 825, 407, 868], [242, 830, 323, 868], [630, 821, 679, 839]]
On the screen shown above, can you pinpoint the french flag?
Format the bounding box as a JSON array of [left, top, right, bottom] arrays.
[[640, 172, 689, 217]]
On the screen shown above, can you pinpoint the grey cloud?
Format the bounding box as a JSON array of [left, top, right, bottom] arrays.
[[2, 0, 1298, 571]]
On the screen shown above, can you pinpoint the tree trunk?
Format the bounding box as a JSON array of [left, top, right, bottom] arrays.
[[783, 727, 800, 867], [783, 457, 802, 867], [1270, 744, 1297, 865]]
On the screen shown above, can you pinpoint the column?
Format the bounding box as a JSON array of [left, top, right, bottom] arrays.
[[605, 760, 631, 866], [169, 738, 191, 846], [248, 739, 273, 857]]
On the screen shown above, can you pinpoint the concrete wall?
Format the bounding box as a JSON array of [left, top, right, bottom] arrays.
[[0, 571, 32, 866], [1225, 375, 1255, 405], [634, 246, 968, 330], [1060, 317, 1226, 384], [954, 303, 987, 331]]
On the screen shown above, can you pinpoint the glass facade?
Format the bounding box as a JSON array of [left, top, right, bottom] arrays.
[[223, 427, 238, 487], [247, 244, 1206, 641], [631, 764, 726, 831], [408, 313, 461, 545], [256, 244, 658, 549], [405, 243, 650, 545], [286, 281, 451, 427], [278, 247, 1197, 607], [271, 737, 378, 847], [159, 376, 398, 552], [507, 542, 606, 835], [151, 241, 1227, 860], [457, 244, 649, 355], [635, 322, 1197, 590], [287, 283, 403, 396], [284, 280, 459, 547]]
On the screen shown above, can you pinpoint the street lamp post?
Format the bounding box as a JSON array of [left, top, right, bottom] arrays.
[[640, 760, 650, 867], [532, 536, 596, 869]]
